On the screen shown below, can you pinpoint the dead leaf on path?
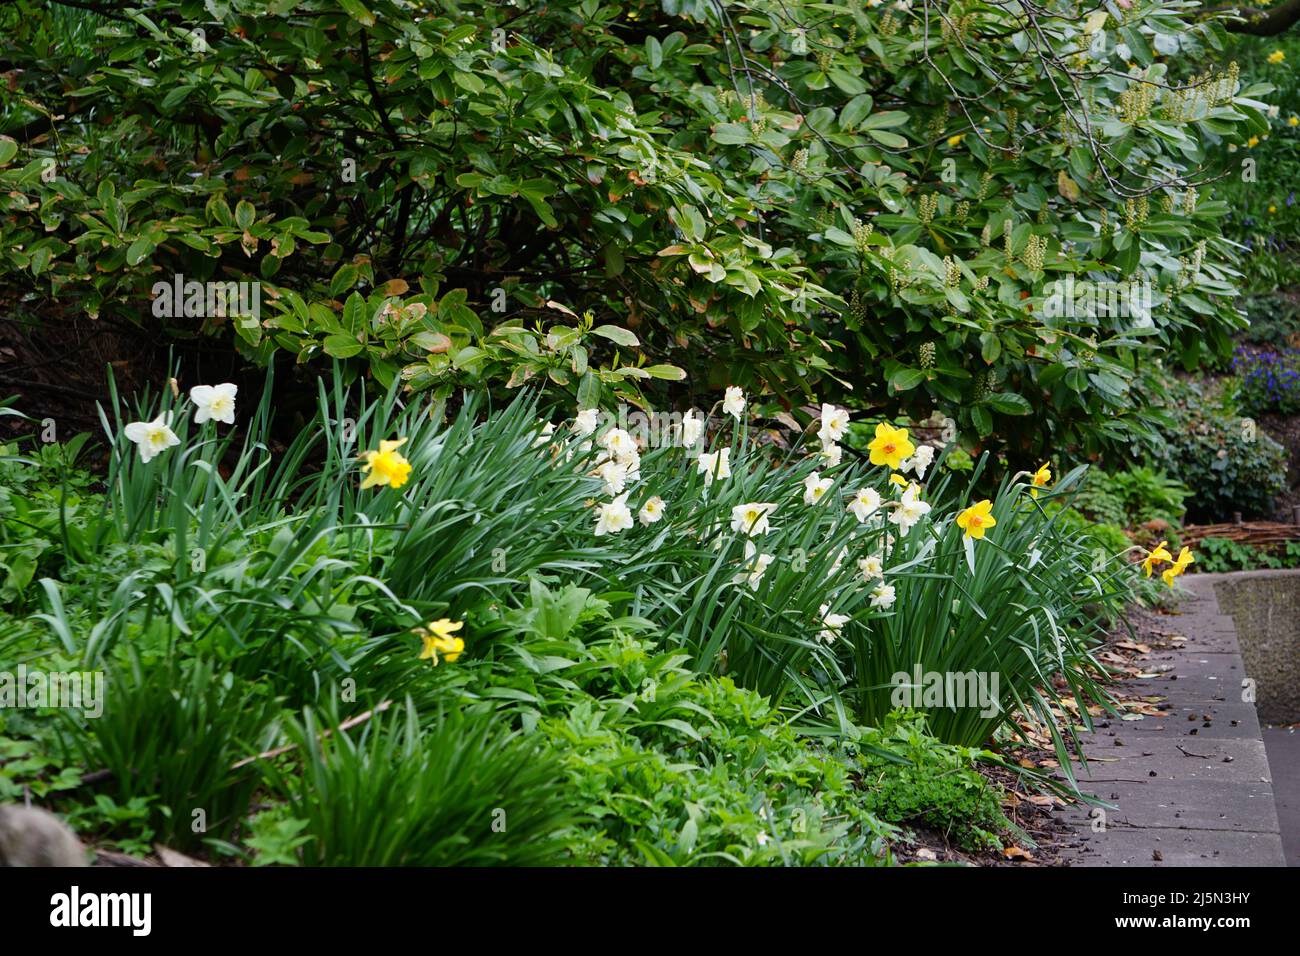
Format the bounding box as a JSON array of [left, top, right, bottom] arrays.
[[1002, 846, 1033, 861]]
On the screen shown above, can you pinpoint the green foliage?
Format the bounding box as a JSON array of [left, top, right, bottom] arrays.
[[1072, 466, 1189, 529], [857, 715, 1012, 852], [1195, 536, 1300, 573], [1149, 379, 1288, 521], [0, 0, 1269, 462]]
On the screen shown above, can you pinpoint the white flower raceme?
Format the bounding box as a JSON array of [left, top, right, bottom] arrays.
[[819, 442, 843, 467], [870, 583, 897, 610], [533, 421, 556, 448], [574, 408, 601, 437], [697, 448, 732, 485], [731, 502, 776, 536], [817, 603, 850, 644], [817, 403, 850, 445], [723, 386, 746, 420], [858, 555, 884, 581], [901, 444, 934, 479], [596, 459, 628, 496], [848, 486, 882, 522], [736, 540, 775, 590], [639, 495, 666, 525], [594, 494, 634, 536], [889, 483, 931, 536], [680, 409, 706, 448], [190, 383, 237, 425], [124, 412, 181, 463], [803, 470, 833, 505]]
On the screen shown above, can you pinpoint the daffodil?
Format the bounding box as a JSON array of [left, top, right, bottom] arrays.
[[820, 442, 843, 467], [189, 383, 238, 425], [1248, 135, 1260, 148], [868, 422, 915, 470], [858, 554, 884, 580], [679, 410, 705, 448], [889, 473, 908, 489], [1161, 546, 1194, 587], [1031, 462, 1052, 497], [901, 444, 934, 478], [416, 619, 465, 666], [817, 603, 850, 644], [600, 427, 638, 463], [533, 421, 556, 448], [869, 582, 897, 610], [594, 494, 634, 536], [639, 495, 665, 525], [574, 408, 601, 437], [1268, 49, 1286, 64], [736, 540, 775, 590], [124, 412, 181, 463], [697, 448, 732, 485], [818, 404, 850, 445], [1290, 116, 1299, 127], [956, 499, 997, 540], [947, 133, 964, 147], [889, 483, 931, 536], [731, 502, 776, 535], [848, 486, 882, 522], [803, 471, 833, 505], [360, 438, 412, 489], [723, 386, 746, 420], [1142, 540, 1173, 577]]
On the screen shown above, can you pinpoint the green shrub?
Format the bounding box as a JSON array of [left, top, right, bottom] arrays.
[[1150, 379, 1287, 522]]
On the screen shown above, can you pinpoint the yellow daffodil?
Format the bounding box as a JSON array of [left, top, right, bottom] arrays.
[[956, 499, 997, 540], [1031, 462, 1052, 498], [1268, 50, 1286, 64], [1270, 204, 1278, 214], [947, 133, 964, 147], [361, 437, 412, 489], [868, 422, 915, 470], [415, 618, 465, 665], [1290, 116, 1299, 127], [1161, 547, 1194, 587], [889, 472, 908, 488], [1142, 540, 1173, 577], [1247, 136, 1260, 148]]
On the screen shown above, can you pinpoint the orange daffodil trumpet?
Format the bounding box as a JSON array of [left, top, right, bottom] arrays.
[[867, 422, 915, 470], [1142, 540, 1173, 577], [1161, 547, 1194, 587], [361, 437, 412, 489], [415, 618, 465, 665], [956, 499, 997, 540]]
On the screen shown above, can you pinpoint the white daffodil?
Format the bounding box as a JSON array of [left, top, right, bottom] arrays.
[[697, 448, 732, 485], [574, 408, 601, 437], [124, 412, 180, 463], [848, 486, 882, 522], [533, 421, 556, 448], [723, 386, 746, 420], [600, 427, 639, 463], [1268, 104, 1281, 119], [680, 409, 705, 448], [639, 495, 666, 525], [827, 546, 848, 578], [858, 555, 884, 581], [817, 403, 850, 445], [189, 382, 237, 425], [594, 494, 634, 536], [819, 442, 843, 467], [803, 470, 833, 505], [817, 603, 850, 644], [731, 502, 776, 536], [901, 444, 934, 479], [870, 582, 897, 610], [596, 459, 628, 496], [889, 483, 931, 536], [737, 540, 776, 590]]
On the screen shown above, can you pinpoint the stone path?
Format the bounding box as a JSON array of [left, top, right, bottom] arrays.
[[1057, 576, 1287, 866]]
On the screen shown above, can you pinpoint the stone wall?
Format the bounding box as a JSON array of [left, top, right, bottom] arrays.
[[1200, 570, 1300, 724]]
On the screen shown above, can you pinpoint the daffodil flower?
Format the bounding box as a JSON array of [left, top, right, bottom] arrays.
[[1161, 547, 1194, 587], [124, 412, 181, 463], [1030, 462, 1052, 497], [868, 422, 915, 470], [696, 448, 732, 485], [1142, 541, 1173, 577], [869, 582, 897, 610], [416, 619, 465, 666], [731, 502, 776, 535], [889, 483, 930, 535], [639, 495, 665, 525], [189, 383, 238, 425], [858, 554, 884, 580], [803, 471, 833, 505], [817, 403, 850, 445], [360, 438, 412, 489], [594, 494, 634, 536], [817, 603, 850, 644], [956, 499, 997, 540], [722, 386, 746, 420], [848, 487, 882, 522]]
